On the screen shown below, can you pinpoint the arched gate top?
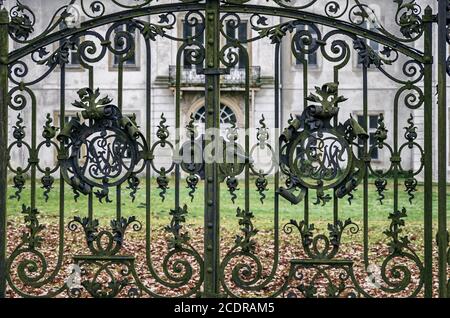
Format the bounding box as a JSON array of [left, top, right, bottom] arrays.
[[5, 0, 428, 64]]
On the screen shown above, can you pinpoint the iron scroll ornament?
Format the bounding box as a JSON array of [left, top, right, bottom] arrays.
[[279, 83, 368, 206], [57, 88, 148, 202]]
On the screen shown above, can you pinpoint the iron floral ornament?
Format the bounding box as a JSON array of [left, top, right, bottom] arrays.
[[57, 88, 148, 203], [279, 83, 368, 206]]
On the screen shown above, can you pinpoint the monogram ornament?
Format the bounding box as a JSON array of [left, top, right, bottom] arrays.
[[57, 88, 148, 202], [279, 83, 368, 205]]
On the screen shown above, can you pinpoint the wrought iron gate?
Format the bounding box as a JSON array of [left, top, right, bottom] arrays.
[[0, 0, 448, 298]]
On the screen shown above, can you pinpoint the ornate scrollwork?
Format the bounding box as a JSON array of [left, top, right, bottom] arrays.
[[6, 205, 68, 298], [57, 88, 147, 203], [377, 207, 424, 296], [373, 114, 388, 204], [279, 82, 368, 205], [284, 218, 359, 260], [9, 114, 27, 201], [179, 123, 246, 195], [255, 171, 268, 204], [186, 174, 199, 202], [72, 258, 143, 299], [277, 206, 423, 298], [220, 208, 265, 297], [183, 114, 200, 202], [19, 204, 45, 249], [3, 0, 433, 299], [404, 113, 417, 144], [223, 121, 243, 204], [403, 114, 418, 204], [42, 113, 58, 142], [41, 169, 55, 203], [394, 0, 423, 40], [353, 38, 392, 68], [40, 114, 59, 202], [375, 177, 388, 204], [126, 173, 140, 203], [10, 168, 25, 201], [12, 113, 25, 145], [234, 208, 258, 253], [283, 260, 363, 298], [156, 168, 169, 202], [8, 1, 35, 41], [153, 113, 172, 203], [68, 216, 142, 256], [165, 205, 190, 250], [135, 13, 176, 41], [404, 176, 417, 204], [252, 115, 270, 204]]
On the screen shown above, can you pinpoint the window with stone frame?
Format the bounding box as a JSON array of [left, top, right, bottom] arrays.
[[225, 20, 249, 69], [357, 114, 381, 160], [183, 20, 205, 70]]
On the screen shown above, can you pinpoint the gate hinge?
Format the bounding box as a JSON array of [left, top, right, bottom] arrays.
[[197, 68, 230, 76]]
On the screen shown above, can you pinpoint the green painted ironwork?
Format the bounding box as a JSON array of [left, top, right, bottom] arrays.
[[0, 0, 447, 298]]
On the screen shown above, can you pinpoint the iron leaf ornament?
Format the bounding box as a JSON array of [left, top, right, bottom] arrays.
[[278, 82, 368, 206], [57, 88, 148, 203], [393, 0, 423, 39], [68, 215, 142, 256], [8, 1, 35, 41]]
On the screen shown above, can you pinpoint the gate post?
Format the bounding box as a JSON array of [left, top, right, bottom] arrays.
[[0, 6, 9, 298], [203, 0, 221, 297], [423, 6, 434, 298], [437, 0, 449, 298]]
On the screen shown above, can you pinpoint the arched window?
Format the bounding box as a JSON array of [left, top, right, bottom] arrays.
[[193, 104, 237, 125]]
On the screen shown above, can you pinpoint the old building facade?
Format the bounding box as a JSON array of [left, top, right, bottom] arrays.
[[5, 0, 442, 179]]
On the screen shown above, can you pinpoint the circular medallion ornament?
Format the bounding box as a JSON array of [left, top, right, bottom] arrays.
[[279, 83, 368, 206], [58, 88, 148, 202], [288, 130, 353, 190]]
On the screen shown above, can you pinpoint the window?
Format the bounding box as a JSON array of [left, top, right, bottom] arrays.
[[193, 104, 237, 124], [112, 24, 139, 68], [191, 104, 237, 136], [357, 114, 380, 160], [225, 21, 248, 69], [356, 21, 380, 68], [183, 20, 204, 69], [59, 22, 81, 67], [293, 24, 318, 67]]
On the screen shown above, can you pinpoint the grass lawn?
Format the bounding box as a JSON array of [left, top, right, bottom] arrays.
[[4, 177, 449, 298], [5, 177, 449, 237]]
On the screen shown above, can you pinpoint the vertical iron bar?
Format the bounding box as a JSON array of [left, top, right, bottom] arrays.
[[302, 60, 309, 225], [87, 66, 94, 221], [117, 59, 123, 221], [30, 92, 36, 209], [362, 65, 369, 267], [59, 62, 66, 293], [437, 0, 448, 298], [423, 6, 434, 298], [333, 69, 339, 224], [203, 0, 221, 297], [0, 7, 8, 299], [145, 38, 152, 281], [273, 42, 280, 276]]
